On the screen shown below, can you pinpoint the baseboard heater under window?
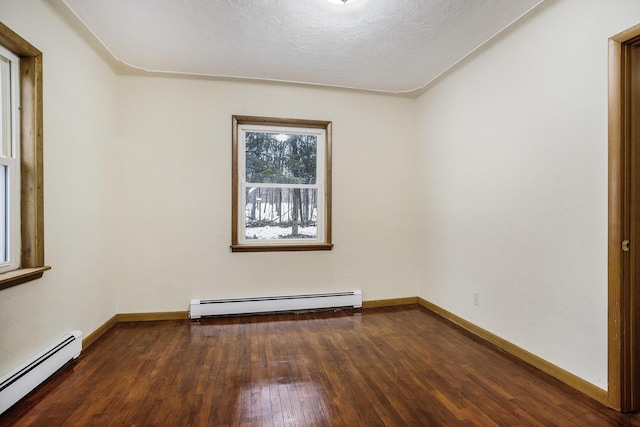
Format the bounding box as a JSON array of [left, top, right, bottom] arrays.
[[190, 290, 362, 319], [0, 330, 82, 415]]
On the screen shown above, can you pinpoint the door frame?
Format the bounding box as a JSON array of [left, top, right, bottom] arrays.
[[608, 23, 640, 412]]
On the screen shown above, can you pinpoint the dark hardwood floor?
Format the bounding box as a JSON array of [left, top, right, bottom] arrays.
[[1, 305, 639, 426]]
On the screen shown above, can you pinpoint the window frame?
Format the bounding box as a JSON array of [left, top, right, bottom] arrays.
[[231, 115, 333, 252], [0, 22, 50, 290], [0, 44, 21, 273]]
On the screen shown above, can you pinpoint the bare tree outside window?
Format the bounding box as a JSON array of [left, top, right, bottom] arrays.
[[231, 116, 332, 252]]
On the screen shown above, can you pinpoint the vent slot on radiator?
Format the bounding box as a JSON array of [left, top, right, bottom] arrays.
[[190, 290, 362, 319], [0, 330, 82, 415]]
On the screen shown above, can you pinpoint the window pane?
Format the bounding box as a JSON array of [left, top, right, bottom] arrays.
[[245, 132, 317, 185], [245, 187, 318, 240]]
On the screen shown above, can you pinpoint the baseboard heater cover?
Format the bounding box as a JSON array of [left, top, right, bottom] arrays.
[[190, 290, 362, 319], [0, 330, 82, 415]]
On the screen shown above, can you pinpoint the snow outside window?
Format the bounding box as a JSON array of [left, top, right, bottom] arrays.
[[231, 116, 333, 252]]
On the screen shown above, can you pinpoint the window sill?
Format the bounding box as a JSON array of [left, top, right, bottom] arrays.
[[0, 266, 51, 291], [231, 244, 333, 252]]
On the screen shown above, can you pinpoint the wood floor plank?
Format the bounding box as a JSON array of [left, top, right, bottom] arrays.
[[2, 305, 640, 426]]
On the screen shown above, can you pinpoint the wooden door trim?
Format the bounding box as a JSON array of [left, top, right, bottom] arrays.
[[608, 22, 640, 412]]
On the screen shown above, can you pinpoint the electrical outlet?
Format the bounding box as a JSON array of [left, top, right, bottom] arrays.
[[473, 292, 480, 306]]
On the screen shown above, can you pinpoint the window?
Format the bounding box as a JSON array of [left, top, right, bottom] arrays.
[[0, 44, 20, 273], [232, 116, 332, 252], [0, 22, 49, 290]]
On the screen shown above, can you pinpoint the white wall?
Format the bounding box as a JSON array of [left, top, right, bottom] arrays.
[[0, 0, 118, 375], [416, 0, 640, 390], [114, 77, 418, 313]]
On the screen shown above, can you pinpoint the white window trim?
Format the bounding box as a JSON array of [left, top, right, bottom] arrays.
[[0, 45, 20, 274], [238, 124, 325, 246]]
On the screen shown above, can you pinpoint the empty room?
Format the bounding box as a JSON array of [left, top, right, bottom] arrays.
[[2, 0, 640, 425]]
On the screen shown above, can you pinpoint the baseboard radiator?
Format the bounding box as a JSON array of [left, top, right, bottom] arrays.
[[190, 290, 362, 319], [0, 330, 82, 415]]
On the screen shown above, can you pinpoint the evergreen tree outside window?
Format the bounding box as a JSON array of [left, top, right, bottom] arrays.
[[231, 116, 332, 252]]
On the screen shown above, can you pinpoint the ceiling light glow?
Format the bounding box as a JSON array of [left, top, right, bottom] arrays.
[[325, 0, 359, 5]]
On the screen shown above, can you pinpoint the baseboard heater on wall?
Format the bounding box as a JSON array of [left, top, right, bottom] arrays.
[[190, 290, 362, 319], [0, 330, 82, 415]]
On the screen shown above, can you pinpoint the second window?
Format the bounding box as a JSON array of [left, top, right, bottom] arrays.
[[232, 116, 332, 251]]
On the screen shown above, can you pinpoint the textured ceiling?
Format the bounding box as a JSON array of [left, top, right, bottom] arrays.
[[62, 0, 543, 94]]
